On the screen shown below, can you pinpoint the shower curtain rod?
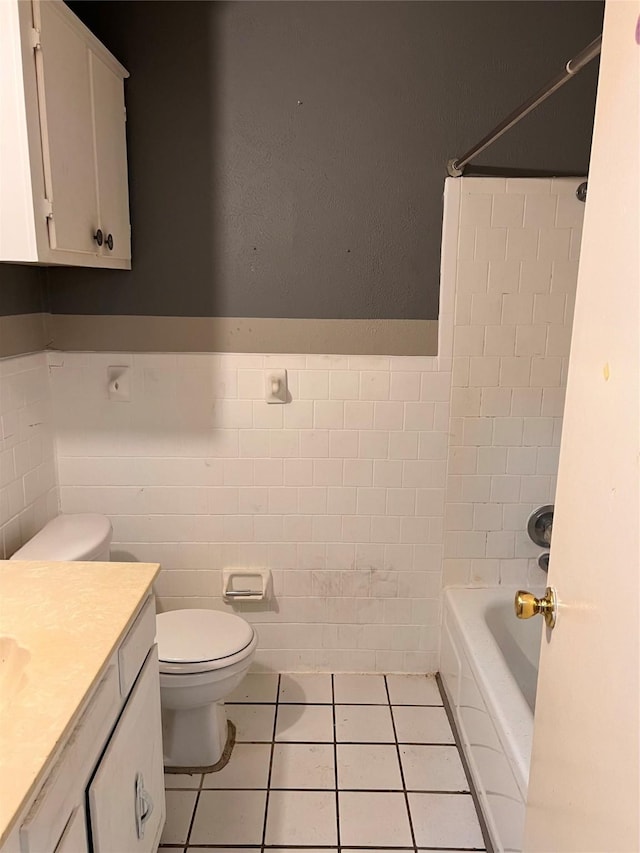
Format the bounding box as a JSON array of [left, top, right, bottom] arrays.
[[447, 34, 602, 177]]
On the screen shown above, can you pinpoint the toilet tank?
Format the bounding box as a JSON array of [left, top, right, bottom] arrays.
[[10, 514, 113, 562]]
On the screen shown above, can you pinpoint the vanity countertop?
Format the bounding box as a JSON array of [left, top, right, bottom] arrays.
[[0, 560, 160, 846]]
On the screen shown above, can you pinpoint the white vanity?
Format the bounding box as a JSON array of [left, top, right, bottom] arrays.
[[0, 561, 164, 853]]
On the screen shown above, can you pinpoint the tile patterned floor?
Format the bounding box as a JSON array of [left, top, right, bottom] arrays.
[[161, 673, 487, 852]]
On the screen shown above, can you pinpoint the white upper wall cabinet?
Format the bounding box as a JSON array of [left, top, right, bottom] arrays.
[[0, 0, 131, 268]]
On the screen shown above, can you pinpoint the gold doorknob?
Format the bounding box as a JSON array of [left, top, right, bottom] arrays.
[[514, 587, 557, 629]]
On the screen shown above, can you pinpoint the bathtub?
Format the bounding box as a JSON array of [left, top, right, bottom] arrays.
[[440, 587, 543, 853]]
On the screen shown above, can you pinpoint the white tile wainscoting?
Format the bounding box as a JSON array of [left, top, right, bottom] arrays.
[[0, 176, 583, 672], [49, 350, 450, 673], [0, 353, 58, 557]]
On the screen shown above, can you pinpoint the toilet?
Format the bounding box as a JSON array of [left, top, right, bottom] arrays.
[[10, 513, 257, 769]]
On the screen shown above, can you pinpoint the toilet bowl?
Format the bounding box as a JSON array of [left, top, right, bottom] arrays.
[[157, 609, 257, 767], [10, 512, 257, 768]]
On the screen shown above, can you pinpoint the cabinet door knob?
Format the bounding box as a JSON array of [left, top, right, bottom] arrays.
[[94, 229, 103, 246], [105, 233, 114, 251]]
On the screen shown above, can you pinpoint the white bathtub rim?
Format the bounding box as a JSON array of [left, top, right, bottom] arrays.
[[441, 595, 528, 853], [443, 585, 543, 799], [444, 585, 534, 797]]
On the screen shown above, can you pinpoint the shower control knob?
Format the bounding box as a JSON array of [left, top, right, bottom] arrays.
[[515, 587, 557, 629], [527, 505, 554, 547]]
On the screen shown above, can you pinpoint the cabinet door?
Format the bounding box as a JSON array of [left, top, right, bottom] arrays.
[[34, 0, 99, 255], [88, 649, 165, 853], [19, 665, 121, 853], [53, 806, 89, 853], [90, 50, 131, 261]]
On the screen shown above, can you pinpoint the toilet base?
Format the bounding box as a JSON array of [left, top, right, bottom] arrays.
[[162, 700, 229, 769], [164, 721, 236, 774]]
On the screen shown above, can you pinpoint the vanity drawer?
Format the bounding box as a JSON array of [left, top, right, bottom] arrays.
[[19, 664, 120, 853], [118, 595, 156, 697]]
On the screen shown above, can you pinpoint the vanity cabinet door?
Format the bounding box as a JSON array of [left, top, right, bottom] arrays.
[[18, 665, 120, 853], [88, 648, 165, 853], [53, 807, 89, 853]]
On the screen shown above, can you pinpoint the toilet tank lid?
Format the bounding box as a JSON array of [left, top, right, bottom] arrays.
[[10, 514, 113, 562], [156, 609, 254, 664]]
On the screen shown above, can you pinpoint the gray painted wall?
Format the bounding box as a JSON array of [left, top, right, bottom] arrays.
[[3, 2, 603, 319], [0, 266, 46, 317]]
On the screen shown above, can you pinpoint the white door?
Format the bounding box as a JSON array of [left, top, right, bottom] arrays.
[[523, 2, 639, 851], [88, 649, 166, 853], [90, 50, 131, 261], [34, 0, 99, 255]]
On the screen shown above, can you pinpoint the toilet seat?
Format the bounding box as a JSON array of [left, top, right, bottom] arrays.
[[156, 609, 256, 675]]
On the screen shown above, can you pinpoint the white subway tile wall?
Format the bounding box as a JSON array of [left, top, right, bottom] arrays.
[[0, 353, 58, 557], [50, 351, 450, 673], [0, 176, 583, 673], [441, 177, 583, 591]]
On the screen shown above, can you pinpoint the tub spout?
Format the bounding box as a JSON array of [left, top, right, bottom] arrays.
[[538, 552, 550, 572]]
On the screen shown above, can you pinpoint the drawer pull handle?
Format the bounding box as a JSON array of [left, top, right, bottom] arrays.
[[135, 772, 154, 839]]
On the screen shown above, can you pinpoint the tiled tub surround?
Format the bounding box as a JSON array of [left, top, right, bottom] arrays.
[[51, 352, 451, 673], [440, 177, 583, 590], [161, 672, 487, 851], [436, 178, 583, 853], [0, 353, 58, 558]]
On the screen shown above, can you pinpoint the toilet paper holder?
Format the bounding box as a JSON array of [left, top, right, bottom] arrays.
[[223, 568, 272, 602]]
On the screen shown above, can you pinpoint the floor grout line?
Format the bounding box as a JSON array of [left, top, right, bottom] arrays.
[[227, 702, 445, 708], [331, 674, 341, 853], [384, 675, 418, 853], [219, 740, 455, 748], [435, 673, 494, 853], [171, 847, 485, 851], [260, 673, 282, 853], [182, 770, 205, 850], [173, 787, 473, 793]]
